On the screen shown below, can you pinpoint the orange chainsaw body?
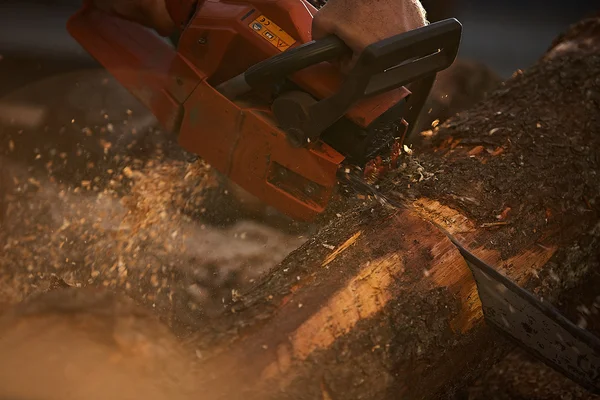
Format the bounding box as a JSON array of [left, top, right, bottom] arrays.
[[67, 0, 450, 221]]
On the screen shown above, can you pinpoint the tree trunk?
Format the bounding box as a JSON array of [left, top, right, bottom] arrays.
[[1, 14, 600, 400], [183, 15, 600, 400]]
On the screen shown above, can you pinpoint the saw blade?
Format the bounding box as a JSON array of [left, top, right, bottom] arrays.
[[448, 235, 600, 394], [338, 172, 600, 394]]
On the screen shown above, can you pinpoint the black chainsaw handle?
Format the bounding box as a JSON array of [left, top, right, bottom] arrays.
[[244, 35, 350, 86], [244, 18, 461, 96], [270, 18, 462, 144], [218, 18, 462, 143], [350, 18, 462, 97]]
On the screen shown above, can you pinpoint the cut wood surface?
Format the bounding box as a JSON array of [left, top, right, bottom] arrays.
[[0, 14, 599, 400]]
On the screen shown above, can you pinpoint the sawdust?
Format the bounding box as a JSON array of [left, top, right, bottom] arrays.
[[0, 145, 306, 332], [0, 69, 306, 334], [0, 155, 203, 305], [118, 159, 216, 253]]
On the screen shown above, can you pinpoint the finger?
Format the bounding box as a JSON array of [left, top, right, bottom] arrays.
[[339, 53, 359, 75]]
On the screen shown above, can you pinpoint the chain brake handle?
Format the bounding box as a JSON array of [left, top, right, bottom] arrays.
[[242, 18, 462, 145]]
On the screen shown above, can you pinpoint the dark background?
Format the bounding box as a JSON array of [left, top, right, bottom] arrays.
[[454, 0, 597, 77], [0, 0, 598, 96]]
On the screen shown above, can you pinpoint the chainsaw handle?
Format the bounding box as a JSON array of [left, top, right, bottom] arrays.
[[351, 18, 461, 97], [246, 17, 460, 93], [245, 35, 350, 87], [272, 18, 462, 144]]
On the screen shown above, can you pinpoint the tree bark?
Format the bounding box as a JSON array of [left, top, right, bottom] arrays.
[[1, 14, 600, 400]]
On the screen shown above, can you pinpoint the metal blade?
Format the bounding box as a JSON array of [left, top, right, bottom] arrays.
[[447, 235, 600, 394]]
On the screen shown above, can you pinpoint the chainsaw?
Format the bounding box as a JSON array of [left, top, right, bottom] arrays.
[[66, 0, 462, 221], [66, 3, 600, 393]]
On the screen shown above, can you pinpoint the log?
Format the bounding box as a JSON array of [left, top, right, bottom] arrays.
[[1, 14, 599, 400], [182, 15, 600, 399]]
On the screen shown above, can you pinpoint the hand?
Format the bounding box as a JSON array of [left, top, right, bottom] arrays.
[[92, 0, 176, 36], [312, 0, 428, 72]]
